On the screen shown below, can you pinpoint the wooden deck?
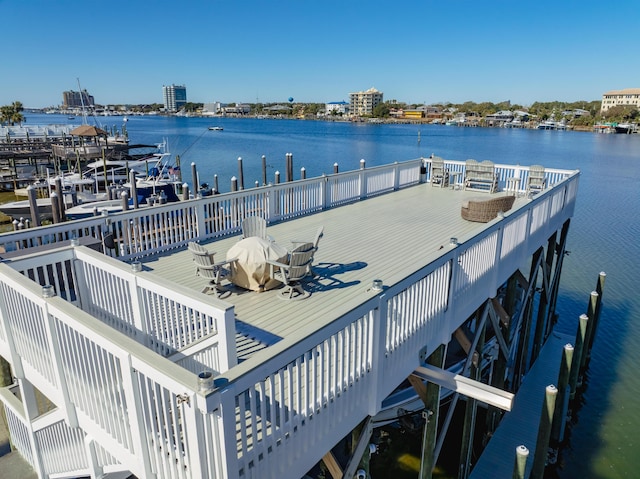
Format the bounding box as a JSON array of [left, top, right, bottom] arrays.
[[0, 158, 580, 479], [143, 184, 527, 364]]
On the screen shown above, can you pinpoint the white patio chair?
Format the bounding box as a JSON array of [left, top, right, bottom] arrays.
[[241, 216, 272, 240], [266, 242, 315, 300], [527, 165, 546, 196], [188, 242, 237, 297], [291, 225, 324, 277], [430, 156, 449, 187]]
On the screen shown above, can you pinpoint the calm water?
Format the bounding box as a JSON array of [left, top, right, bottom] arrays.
[[26, 114, 640, 478]]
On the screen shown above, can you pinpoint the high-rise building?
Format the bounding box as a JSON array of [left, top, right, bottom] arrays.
[[62, 90, 95, 109], [349, 87, 383, 116], [163, 84, 187, 112]]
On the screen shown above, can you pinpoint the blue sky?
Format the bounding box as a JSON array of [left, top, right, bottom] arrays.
[[1, 0, 638, 108]]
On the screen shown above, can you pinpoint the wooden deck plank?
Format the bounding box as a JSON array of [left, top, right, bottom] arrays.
[[142, 185, 525, 360]]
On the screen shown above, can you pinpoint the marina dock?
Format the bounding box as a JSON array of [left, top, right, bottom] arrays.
[[0, 158, 579, 478], [469, 330, 573, 478]]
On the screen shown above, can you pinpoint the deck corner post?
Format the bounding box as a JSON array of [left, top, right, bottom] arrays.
[[368, 297, 388, 415], [217, 386, 238, 479], [220, 307, 238, 369]]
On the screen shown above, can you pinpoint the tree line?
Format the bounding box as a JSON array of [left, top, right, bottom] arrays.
[[3, 98, 639, 126]]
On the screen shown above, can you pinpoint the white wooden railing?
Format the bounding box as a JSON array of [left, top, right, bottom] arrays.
[[0, 158, 579, 479], [0, 159, 423, 261], [0, 159, 564, 264]]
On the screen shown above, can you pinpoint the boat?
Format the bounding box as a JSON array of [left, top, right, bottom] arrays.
[[65, 156, 183, 220], [82, 141, 174, 186], [614, 123, 636, 134], [0, 193, 78, 222], [65, 181, 181, 219], [536, 120, 567, 130], [208, 126, 223, 131]]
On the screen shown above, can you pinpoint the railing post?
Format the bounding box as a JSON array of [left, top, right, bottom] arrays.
[[218, 388, 239, 479], [182, 399, 206, 479], [393, 161, 400, 191], [17, 378, 46, 478], [359, 159, 367, 200], [42, 295, 79, 428], [322, 174, 329, 210], [195, 198, 207, 239], [219, 307, 238, 369], [84, 436, 103, 478], [120, 355, 155, 478], [369, 298, 387, 415], [128, 267, 148, 345]]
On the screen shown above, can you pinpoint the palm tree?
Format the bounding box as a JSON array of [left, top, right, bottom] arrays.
[[0, 101, 25, 126]]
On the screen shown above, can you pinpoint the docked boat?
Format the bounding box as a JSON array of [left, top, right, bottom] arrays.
[[536, 120, 567, 130], [0, 194, 77, 222], [614, 123, 636, 134], [65, 181, 181, 219], [208, 126, 223, 131], [65, 164, 183, 221], [83, 141, 174, 186]]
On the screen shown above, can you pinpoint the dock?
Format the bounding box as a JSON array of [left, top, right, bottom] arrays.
[[0, 157, 579, 479], [469, 330, 573, 478]]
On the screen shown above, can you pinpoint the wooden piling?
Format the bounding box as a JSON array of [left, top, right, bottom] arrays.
[[301, 167, 306, 180], [285, 153, 293, 182], [569, 314, 588, 395], [275, 171, 280, 184], [27, 185, 41, 227], [512, 445, 529, 479], [413, 344, 445, 479], [130, 170, 139, 209], [551, 344, 573, 448], [55, 177, 66, 221], [581, 291, 599, 371], [120, 191, 129, 213], [261, 155, 267, 186], [360, 159, 366, 170], [237, 157, 245, 190], [214, 174, 219, 194], [589, 272, 606, 353], [175, 155, 182, 182], [334, 163, 339, 174], [231, 177, 238, 192], [530, 385, 557, 479], [182, 183, 190, 201], [191, 162, 198, 194], [50, 192, 61, 224]]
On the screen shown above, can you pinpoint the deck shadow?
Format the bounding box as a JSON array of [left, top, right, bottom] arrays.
[[303, 261, 366, 293], [235, 319, 283, 355]]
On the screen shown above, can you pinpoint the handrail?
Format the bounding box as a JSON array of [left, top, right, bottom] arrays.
[[0, 159, 424, 260]]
